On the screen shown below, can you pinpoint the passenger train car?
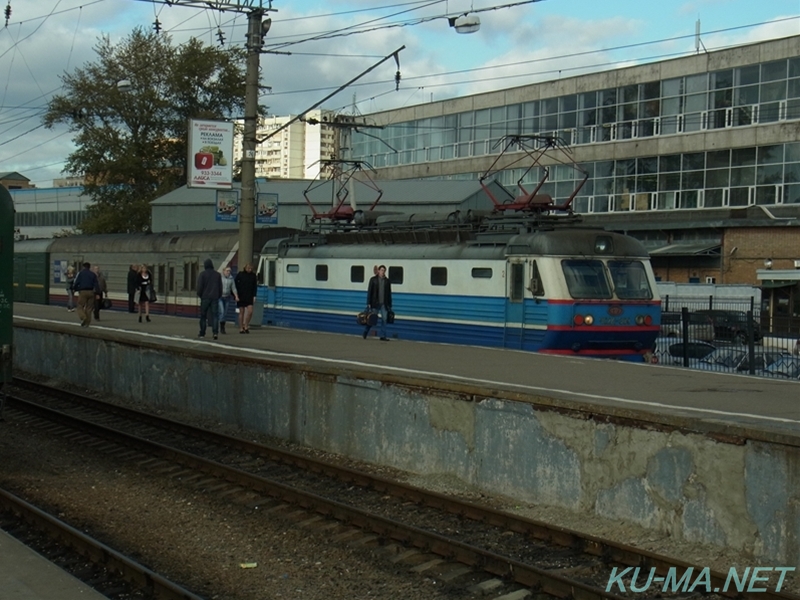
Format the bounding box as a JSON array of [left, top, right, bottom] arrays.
[[13, 228, 296, 315], [257, 222, 661, 361]]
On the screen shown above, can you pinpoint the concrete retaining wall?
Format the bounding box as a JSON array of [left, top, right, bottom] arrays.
[[14, 326, 800, 565]]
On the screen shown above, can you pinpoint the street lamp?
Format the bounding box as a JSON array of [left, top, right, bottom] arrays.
[[448, 14, 481, 34]]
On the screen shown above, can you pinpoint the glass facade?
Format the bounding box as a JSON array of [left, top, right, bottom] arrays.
[[352, 54, 800, 214]]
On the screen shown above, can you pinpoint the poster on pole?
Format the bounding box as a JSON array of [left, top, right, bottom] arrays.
[[215, 190, 239, 222], [256, 193, 278, 225], [187, 119, 234, 189]]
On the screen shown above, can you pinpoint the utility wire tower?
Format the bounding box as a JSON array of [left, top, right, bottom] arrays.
[[139, 0, 273, 267]]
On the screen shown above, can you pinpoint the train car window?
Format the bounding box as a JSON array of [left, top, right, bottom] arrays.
[[351, 265, 365, 283], [562, 259, 613, 299], [388, 266, 404, 285], [529, 261, 545, 296], [316, 265, 328, 281], [287, 264, 299, 273], [430, 267, 447, 286], [607, 261, 653, 299], [157, 265, 166, 294], [471, 267, 493, 279]]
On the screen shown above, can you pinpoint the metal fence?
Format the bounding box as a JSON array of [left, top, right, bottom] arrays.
[[655, 296, 800, 381]]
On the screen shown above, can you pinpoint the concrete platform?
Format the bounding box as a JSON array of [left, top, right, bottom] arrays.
[[12, 302, 800, 445], [0, 529, 108, 600], [11, 303, 800, 564]]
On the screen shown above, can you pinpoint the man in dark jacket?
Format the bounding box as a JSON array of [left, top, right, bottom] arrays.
[[196, 258, 223, 339], [72, 262, 100, 328], [364, 264, 392, 341]]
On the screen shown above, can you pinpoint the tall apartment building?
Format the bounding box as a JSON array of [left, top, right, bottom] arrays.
[[232, 109, 337, 179]]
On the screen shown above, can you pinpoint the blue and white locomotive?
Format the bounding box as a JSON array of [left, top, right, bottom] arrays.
[[257, 220, 660, 361], [257, 137, 660, 361]]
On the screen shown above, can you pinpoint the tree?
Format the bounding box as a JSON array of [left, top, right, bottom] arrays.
[[44, 28, 248, 233]]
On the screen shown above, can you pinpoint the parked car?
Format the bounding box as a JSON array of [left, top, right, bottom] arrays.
[[659, 311, 715, 341], [761, 355, 800, 379], [695, 309, 763, 344], [653, 337, 716, 365], [692, 348, 790, 373]]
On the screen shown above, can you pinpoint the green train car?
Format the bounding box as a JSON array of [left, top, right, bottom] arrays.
[[1, 184, 14, 392]]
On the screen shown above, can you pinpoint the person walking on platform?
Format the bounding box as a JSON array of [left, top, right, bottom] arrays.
[[92, 265, 107, 320], [137, 265, 153, 323], [197, 258, 222, 339], [72, 262, 99, 327], [218, 266, 238, 334], [65, 266, 76, 311], [234, 263, 257, 334], [364, 264, 392, 341], [127, 264, 139, 313]]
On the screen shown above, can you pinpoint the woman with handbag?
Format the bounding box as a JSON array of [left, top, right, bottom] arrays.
[[136, 264, 153, 323]]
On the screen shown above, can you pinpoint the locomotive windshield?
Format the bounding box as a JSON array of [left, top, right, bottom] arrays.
[[607, 261, 653, 300], [562, 260, 613, 299]]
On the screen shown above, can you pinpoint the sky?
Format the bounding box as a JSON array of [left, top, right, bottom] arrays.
[[1, 0, 798, 187]]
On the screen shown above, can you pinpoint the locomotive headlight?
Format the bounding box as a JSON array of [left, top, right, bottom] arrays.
[[636, 315, 645, 325], [594, 235, 614, 254], [584, 315, 594, 325]]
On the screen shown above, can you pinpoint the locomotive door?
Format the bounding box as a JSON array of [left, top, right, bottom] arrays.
[[504, 260, 525, 349]]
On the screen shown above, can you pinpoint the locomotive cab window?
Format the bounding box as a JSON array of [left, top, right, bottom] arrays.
[[608, 261, 653, 299], [430, 267, 447, 286], [351, 265, 364, 283], [562, 259, 612, 299], [315, 264, 328, 281], [388, 266, 403, 285]]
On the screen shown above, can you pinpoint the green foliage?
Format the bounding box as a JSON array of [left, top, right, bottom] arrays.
[[44, 28, 248, 233]]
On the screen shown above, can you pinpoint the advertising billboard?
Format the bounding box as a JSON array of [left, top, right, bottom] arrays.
[[187, 119, 234, 189]]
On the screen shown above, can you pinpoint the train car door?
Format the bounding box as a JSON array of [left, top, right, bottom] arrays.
[[504, 260, 525, 348]]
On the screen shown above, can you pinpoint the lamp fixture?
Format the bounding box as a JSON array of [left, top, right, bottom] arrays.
[[448, 14, 481, 34], [764, 258, 773, 270]]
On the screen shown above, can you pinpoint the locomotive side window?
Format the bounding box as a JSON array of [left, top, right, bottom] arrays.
[[608, 261, 653, 299], [529, 261, 545, 297], [430, 267, 447, 286], [562, 260, 612, 299], [351, 265, 364, 283], [388, 266, 404, 285], [471, 267, 493, 278], [316, 265, 328, 281], [286, 264, 299, 273]]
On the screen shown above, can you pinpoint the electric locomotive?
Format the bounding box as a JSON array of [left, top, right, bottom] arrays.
[[257, 220, 660, 361], [256, 135, 660, 361]]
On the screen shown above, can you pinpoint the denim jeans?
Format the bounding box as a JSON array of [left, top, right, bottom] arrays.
[[66, 287, 74, 309], [364, 305, 388, 338], [199, 298, 219, 336], [218, 296, 231, 323]]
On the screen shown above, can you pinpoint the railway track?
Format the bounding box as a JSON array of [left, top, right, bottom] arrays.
[[7, 376, 799, 600], [0, 486, 204, 600]]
